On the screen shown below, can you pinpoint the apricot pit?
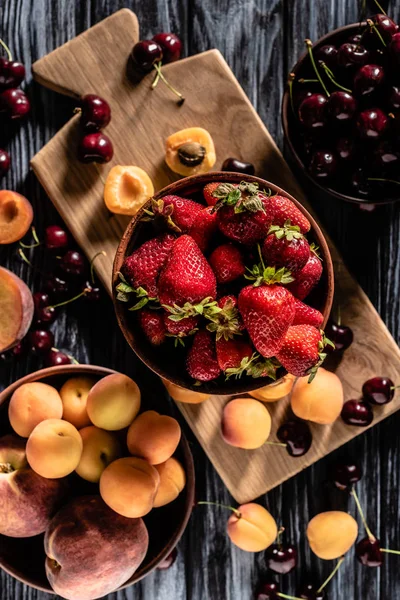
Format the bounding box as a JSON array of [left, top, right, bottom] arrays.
[[165, 127, 216, 176]]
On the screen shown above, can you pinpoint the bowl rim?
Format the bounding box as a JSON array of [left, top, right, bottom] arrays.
[[0, 364, 195, 594], [281, 21, 399, 206], [112, 171, 334, 394]]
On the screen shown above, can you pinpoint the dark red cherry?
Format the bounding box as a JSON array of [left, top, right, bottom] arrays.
[[33, 292, 57, 326], [29, 329, 54, 355], [309, 150, 337, 179], [324, 320, 353, 351], [337, 43, 370, 68], [152, 33, 182, 63], [0, 88, 30, 119], [80, 94, 111, 131], [265, 544, 298, 574], [350, 169, 371, 199], [362, 376, 395, 405], [374, 143, 400, 172], [341, 399, 373, 427], [84, 281, 101, 302], [353, 64, 384, 97], [131, 40, 163, 72], [327, 91, 357, 122], [293, 87, 314, 109], [221, 157, 255, 175], [60, 250, 86, 277], [45, 225, 69, 251], [373, 14, 399, 44], [315, 44, 338, 69], [256, 580, 280, 600], [388, 85, 400, 111], [45, 349, 72, 367], [277, 420, 312, 457], [0, 148, 10, 178], [389, 32, 400, 65], [297, 582, 326, 600], [335, 137, 356, 164], [44, 275, 69, 299], [356, 536, 383, 567], [157, 547, 178, 570], [77, 132, 113, 164], [0, 339, 27, 362], [356, 108, 388, 140], [348, 33, 362, 45], [0, 57, 25, 89], [331, 461, 362, 490], [298, 94, 328, 129]]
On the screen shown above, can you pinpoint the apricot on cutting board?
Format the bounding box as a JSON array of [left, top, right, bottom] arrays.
[[221, 398, 271, 449], [86, 373, 141, 430], [104, 165, 154, 216], [0, 190, 33, 244], [249, 374, 296, 403], [165, 127, 216, 176], [0, 267, 34, 353], [127, 410, 181, 465], [290, 368, 343, 424], [153, 457, 186, 508], [162, 378, 210, 404], [227, 503, 278, 552], [307, 511, 358, 559], [9, 382, 63, 438]]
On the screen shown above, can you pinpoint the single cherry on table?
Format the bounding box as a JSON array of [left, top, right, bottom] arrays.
[[0, 149, 10, 178], [45, 225, 69, 251], [29, 329, 54, 355], [331, 460, 362, 490], [355, 536, 383, 567], [152, 33, 182, 63], [45, 349, 72, 367], [60, 250, 87, 277], [362, 376, 395, 405], [256, 579, 280, 600], [341, 399, 373, 427], [79, 94, 111, 131], [0, 56, 25, 89], [297, 582, 326, 600], [33, 292, 57, 327], [221, 157, 255, 175], [265, 543, 298, 574], [77, 132, 114, 164], [131, 40, 163, 71], [324, 320, 353, 352], [0, 88, 30, 119], [277, 420, 312, 457]]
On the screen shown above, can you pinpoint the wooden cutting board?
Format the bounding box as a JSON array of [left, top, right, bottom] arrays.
[[30, 9, 400, 504]]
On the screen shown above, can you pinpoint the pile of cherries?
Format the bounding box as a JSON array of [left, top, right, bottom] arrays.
[[77, 94, 113, 164], [341, 375, 396, 426], [290, 12, 400, 201]]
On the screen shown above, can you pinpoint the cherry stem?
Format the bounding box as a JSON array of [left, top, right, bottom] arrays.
[[153, 62, 185, 104], [93, 162, 106, 185], [151, 68, 161, 89], [367, 19, 387, 47], [380, 548, 400, 555], [196, 501, 241, 518], [317, 556, 345, 593], [360, 0, 367, 21], [51, 347, 79, 364], [305, 39, 330, 97], [0, 38, 12, 61], [277, 594, 305, 600], [48, 288, 90, 310], [337, 303, 341, 327], [257, 243, 266, 271], [368, 177, 400, 186], [90, 250, 106, 285], [18, 248, 47, 277], [373, 0, 387, 15], [319, 62, 352, 93], [288, 72, 295, 114], [265, 441, 287, 448], [298, 78, 319, 83], [277, 526, 285, 546], [19, 226, 41, 249], [351, 488, 376, 541]]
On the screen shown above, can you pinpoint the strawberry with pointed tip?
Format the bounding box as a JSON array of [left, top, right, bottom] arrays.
[[276, 325, 332, 378], [287, 246, 323, 300], [144, 195, 203, 233], [262, 221, 310, 273], [268, 195, 311, 234], [138, 309, 166, 345], [186, 330, 221, 381], [209, 243, 246, 284], [203, 182, 224, 206], [216, 337, 253, 371], [292, 297, 324, 328], [189, 206, 218, 251]]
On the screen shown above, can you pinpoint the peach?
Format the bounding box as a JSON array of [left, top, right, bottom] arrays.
[[9, 381, 63, 438], [127, 410, 181, 465], [249, 374, 296, 402], [0, 267, 34, 353], [221, 398, 271, 449], [27, 419, 83, 478], [307, 511, 358, 559], [100, 456, 160, 518], [59, 376, 96, 429], [227, 503, 278, 552], [0, 435, 68, 537], [86, 373, 141, 431], [76, 426, 122, 483], [162, 378, 210, 404], [291, 368, 344, 424], [153, 457, 186, 508], [0, 190, 33, 244], [45, 495, 149, 600]]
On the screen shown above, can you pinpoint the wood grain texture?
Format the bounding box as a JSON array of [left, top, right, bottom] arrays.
[[2, 1, 400, 599]]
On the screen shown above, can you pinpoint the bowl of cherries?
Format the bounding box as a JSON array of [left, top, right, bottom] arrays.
[[282, 12, 400, 206]]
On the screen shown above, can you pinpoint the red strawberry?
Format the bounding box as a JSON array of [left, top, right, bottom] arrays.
[[218, 295, 238, 309], [138, 309, 166, 345], [262, 222, 310, 273], [276, 325, 325, 377], [203, 182, 223, 206], [189, 206, 218, 251], [286, 251, 323, 300], [158, 235, 217, 307], [145, 195, 202, 233], [163, 313, 199, 338], [186, 330, 221, 381], [268, 195, 311, 234], [216, 337, 253, 371], [121, 233, 175, 298], [206, 295, 243, 340], [292, 298, 324, 328], [209, 244, 245, 284]]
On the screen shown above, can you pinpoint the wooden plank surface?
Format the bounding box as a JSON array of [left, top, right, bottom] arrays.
[[2, 0, 400, 599]]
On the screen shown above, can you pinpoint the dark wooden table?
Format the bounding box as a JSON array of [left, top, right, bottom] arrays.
[[1, 1, 400, 598]]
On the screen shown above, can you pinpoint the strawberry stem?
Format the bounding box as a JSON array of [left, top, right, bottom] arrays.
[[196, 501, 241, 517], [305, 39, 330, 97], [0, 38, 12, 61]]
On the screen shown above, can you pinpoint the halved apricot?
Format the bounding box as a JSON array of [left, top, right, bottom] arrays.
[[165, 127, 216, 176], [0, 190, 33, 244], [104, 165, 154, 216], [0, 267, 34, 352]]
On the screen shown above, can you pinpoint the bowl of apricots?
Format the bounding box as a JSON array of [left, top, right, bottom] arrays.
[[113, 171, 334, 395], [0, 364, 194, 600]]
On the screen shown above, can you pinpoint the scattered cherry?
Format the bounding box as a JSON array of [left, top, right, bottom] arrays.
[[0, 88, 30, 119], [277, 420, 312, 457], [350, 169, 371, 199], [83, 281, 101, 302], [0, 57, 25, 89], [324, 321, 353, 351], [355, 536, 383, 567], [131, 40, 163, 71], [362, 376, 395, 405], [309, 150, 337, 179], [265, 544, 298, 574], [45, 349, 72, 367], [356, 108, 388, 140], [29, 329, 54, 355], [327, 91, 357, 122], [341, 399, 373, 427], [80, 94, 111, 131], [331, 460, 362, 490], [337, 43, 370, 69], [77, 132, 114, 163], [353, 64, 384, 98], [221, 157, 255, 175], [60, 250, 86, 277], [256, 579, 280, 600], [297, 582, 326, 600], [0, 148, 10, 178], [152, 33, 182, 63], [298, 94, 327, 129], [44, 275, 69, 299], [45, 225, 69, 251], [157, 547, 178, 570], [33, 292, 57, 327]]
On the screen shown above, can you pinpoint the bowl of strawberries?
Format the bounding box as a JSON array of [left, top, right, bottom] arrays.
[[112, 172, 334, 394]]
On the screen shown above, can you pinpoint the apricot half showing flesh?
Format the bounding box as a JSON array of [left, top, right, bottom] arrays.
[[0, 267, 34, 353], [165, 127, 216, 176], [290, 368, 344, 425], [227, 503, 278, 552], [0, 190, 33, 244], [307, 511, 358, 559], [104, 165, 154, 216]]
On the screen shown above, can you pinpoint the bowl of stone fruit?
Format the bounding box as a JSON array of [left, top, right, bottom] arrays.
[[282, 13, 400, 206], [0, 364, 194, 600], [113, 172, 334, 395]]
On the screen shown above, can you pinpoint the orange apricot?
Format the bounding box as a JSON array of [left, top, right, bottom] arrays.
[[226, 503, 278, 552], [0, 190, 33, 244], [162, 378, 210, 404], [153, 457, 186, 508], [0, 267, 33, 353], [307, 511, 358, 559], [127, 410, 181, 465], [104, 165, 154, 216], [165, 127, 216, 176], [249, 374, 296, 402], [290, 368, 343, 424], [221, 398, 271, 449], [9, 382, 63, 438]]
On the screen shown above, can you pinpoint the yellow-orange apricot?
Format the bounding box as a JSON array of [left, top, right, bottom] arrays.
[[307, 511, 358, 559], [9, 382, 63, 438], [249, 374, 296, 403], [127, 410, 181, 465], [162, 378, 210, 404], [227, 503, 278, 552], [100, 456, 160, 518], [153, 457, 186, 508], [104, 165, 154, 216], [86, 373, 141, 431], [165, 127, 216, 176], [290, 368, 343, 425], [76, 426, 122, 483], [0, 190, 33, 244], [59, 376, 96, 429], [221, 398, 271, 449]]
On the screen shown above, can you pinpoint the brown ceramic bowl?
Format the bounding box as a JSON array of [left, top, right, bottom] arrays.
[[113, 172, 334, 395], [0, 364, 195, 594], [282, 22, 400, 207]]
